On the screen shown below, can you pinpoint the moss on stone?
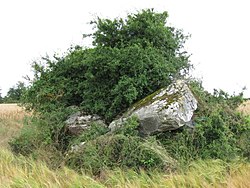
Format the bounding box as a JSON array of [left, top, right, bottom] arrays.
[[131, 88, 165, 111], [128, 86, 180, 113], [158, 92, 180, 112]]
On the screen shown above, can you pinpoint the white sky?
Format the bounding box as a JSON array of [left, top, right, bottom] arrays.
[[0, 0, 249, 97]]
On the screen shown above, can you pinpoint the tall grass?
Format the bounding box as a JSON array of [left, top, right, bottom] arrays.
[[1, 104, 250, 187], [0, 104, 27, 120], [0, 149, 103, 188], [0, 104, 28, 149], [0, 149, 249, 187], [103, 159, 250, 188]]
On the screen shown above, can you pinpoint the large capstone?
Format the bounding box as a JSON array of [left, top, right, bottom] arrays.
[[109, 80, 198, 135]]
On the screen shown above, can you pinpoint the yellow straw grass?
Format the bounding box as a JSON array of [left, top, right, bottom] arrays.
[[0, 149, 250, 188], [237, 100, 250, 116], [0, 104, 29, 149], [0, 104, 27, 121]]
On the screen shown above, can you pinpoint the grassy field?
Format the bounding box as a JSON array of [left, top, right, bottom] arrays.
[[0, 104, 250, 187], [237, 100, 250, 116], [0, 104, 27, 149]]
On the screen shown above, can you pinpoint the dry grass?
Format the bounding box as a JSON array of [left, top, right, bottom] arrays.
[[103, 160, 250, 188], [237, 100, 250, 116], [0, 150, 249, 188], [0, 104, 250, 187], [0, 104, 27, 120], [0, 149, 103, 188], [0, 104, 28, 149]]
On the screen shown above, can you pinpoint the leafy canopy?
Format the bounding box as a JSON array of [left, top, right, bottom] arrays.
[[23, 9, 190, 122], [3, 82, 26, 103]]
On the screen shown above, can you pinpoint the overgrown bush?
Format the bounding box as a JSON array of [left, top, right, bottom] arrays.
[[9, 117, 53, 156], [66, 134, 176, 175], [237, 116, 250, 159], [112, 116, 140, 136], [9, 105, 77, 155], [64, 117, 175, 175], [69, 122, 109, 146], [22, 9, 190, 122]]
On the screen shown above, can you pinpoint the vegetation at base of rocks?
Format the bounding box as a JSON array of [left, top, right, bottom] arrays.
[[66, 134, 175, 176], [69, 123, 109, 145], [112, 116, 140, 136], [9, 106, 77, 156], [9, 116, 53, 156], [68, 116, 139, 149], [21, 9, 190, 123], [191, 80, 250, 159]]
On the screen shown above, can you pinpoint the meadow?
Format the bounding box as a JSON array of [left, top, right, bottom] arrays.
[[0, 104, 249, 187], [237, 100, 250, 116], [0, 104, 26, 149]]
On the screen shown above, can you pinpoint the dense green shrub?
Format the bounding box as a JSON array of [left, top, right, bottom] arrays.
[[9, 117, 53, 156], [66, 134, 176, 175], [22, 9, 190, 122], [112, 116, 140, 136], [69, 122, 109, 146], [68, 116, 139, 150], [9, 106, 77, 155], [237, 116, 250, 159], [66, 117, 176, 175]]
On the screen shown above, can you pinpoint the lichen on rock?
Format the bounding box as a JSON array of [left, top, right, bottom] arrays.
[[109, 80, 198, 135]]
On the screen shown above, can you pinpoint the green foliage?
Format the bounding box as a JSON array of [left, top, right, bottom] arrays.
[[237, 116, 250, 159], [21, 48, 88, 113], [92, 9, 188, 53], [9, 116, 53, 156], [194, 113, 238, 159], [9, 105, 76, 155], [22, 9, 190, 122], [66, 134, 175, 175], [70, 122, 109, 145], [113, 116, 140, 136], [4, 81, 26, 103], [159, 115, 238, 163], [189, 80, 244, 118], [66, 117, 173, 175]]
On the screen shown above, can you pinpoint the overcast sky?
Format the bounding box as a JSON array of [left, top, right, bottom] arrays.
[[0, 0, 249, 97]]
